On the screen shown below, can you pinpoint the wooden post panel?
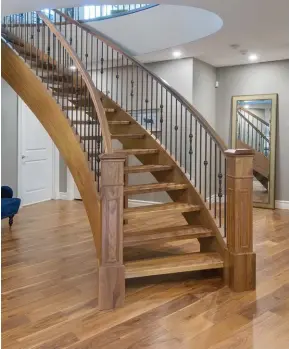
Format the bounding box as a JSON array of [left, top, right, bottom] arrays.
[[225, 149, 256, 292], [99, 153, 126, 310]]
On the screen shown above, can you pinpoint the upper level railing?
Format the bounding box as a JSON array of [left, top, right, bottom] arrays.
[[52, 9, 228, 234], [237, 107, 270, 157], [3, 5, 155, 25], [60, 4, 156, 22], [2, 11, 113, 191]]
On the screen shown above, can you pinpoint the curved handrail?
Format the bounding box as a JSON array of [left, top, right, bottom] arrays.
[[37, 11, 113, 153], [54, 9, 228, 153]]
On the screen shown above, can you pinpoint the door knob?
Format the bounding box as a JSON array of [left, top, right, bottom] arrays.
[[21, 155, 26, 159]]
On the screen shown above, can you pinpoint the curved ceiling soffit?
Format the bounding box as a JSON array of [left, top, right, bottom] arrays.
[[87, 5, 223, 56]]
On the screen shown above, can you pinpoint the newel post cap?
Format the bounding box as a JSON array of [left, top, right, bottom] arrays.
[[225, 149, 255, 157]]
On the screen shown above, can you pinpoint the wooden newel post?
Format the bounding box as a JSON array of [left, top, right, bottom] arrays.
[[224, 149, 256, 292], [99, 153, 126, 310]]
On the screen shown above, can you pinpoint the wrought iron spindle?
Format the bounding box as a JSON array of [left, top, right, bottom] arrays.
[[189, 115, 193, 180], [218, 150, 223, 227], [175, 100, 178, 159], [209, 137, 212, 209], [204, 131, 208, 201], [214, 142, 217, 218], [199, 124, 202, 194], [160, 89, 163, 144]]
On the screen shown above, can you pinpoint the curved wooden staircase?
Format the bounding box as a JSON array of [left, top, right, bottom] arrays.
[[1, 10, 256, 310]]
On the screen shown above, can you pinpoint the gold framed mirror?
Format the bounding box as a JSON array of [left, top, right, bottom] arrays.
[[231, 94, 278, 209]]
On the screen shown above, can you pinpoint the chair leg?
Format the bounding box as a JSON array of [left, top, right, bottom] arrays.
[[9, 216, 14, 227]]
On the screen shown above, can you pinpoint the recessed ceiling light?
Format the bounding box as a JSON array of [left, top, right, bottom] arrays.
[[172, 51, 182, 58], [69, 65, 77, 70], [244, 105, 250, 109], [248, 54, 259, 62]]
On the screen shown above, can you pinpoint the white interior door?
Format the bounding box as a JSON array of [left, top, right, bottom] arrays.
[[19, 99, 54, 206]]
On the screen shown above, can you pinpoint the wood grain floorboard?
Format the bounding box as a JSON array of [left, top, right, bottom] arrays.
[[2, 200, 289, 348]]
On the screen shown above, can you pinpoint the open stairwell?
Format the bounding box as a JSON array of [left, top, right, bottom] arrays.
[[2, 9, 256, 310]]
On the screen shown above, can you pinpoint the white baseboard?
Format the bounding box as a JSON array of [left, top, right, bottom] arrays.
[[128, 199, 162, 207], [275, 200, 289, 210], [59, 192, 74, 201]]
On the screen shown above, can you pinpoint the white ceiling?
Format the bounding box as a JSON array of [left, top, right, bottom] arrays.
[[2, 0, 289, 67]]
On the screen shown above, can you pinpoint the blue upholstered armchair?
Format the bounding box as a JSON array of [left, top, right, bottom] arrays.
[[1, 186, 21, 227]]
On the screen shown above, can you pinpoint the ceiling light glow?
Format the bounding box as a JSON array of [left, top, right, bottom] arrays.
[[172, 51, 182, 58], [69, 65, 77, 70], [248, 54, 259, 62]]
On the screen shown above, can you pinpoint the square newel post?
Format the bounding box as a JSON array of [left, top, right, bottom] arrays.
[[99, 153, 126, 310], [224, 149, 256, 292]]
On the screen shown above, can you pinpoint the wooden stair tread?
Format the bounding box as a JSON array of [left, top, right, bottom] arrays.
[[109, 120, 131, 125], [124, 183, 188, 195], [125, 252, 224, 278], [82, 133, 144, 141], [111, 133, 145, 139], [124, 225, 213, 246], [124, 202, 200, 219], [124, 164, 173, 173], [113, 148, 159, 155], [71, 120, 129, 126]]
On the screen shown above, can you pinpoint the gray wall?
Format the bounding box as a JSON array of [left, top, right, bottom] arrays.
[[216, 60, 289, 201], [193, 58, 217, 127], [1, 78, 18, 195], [147, 58, 194, 103]]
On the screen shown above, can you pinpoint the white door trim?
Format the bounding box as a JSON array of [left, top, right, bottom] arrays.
[[67, 168, 75, 200], [17, 98, 23, 205], [17, 97, 59, 204], [52, 146, 60, 199]]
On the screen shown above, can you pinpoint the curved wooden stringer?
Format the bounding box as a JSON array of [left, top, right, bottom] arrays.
[[1, 42, 102, 260]]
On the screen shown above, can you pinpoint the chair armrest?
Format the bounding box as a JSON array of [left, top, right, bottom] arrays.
[[1, 186, 13, 198]]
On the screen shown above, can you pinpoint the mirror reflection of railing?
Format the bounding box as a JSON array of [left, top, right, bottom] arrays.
[[237, 107, 270, 157]]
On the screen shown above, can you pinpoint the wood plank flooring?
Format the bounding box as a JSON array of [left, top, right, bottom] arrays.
[[2, 200, 289, 349]]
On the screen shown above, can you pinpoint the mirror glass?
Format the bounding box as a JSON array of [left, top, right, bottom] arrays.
[[231, 94, 277, 208]]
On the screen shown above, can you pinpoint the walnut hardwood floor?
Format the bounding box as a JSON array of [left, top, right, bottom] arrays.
[[2, 200, 289, 349]]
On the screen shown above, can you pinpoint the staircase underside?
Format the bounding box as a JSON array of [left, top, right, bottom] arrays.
[[2, 31, 226, 282]]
